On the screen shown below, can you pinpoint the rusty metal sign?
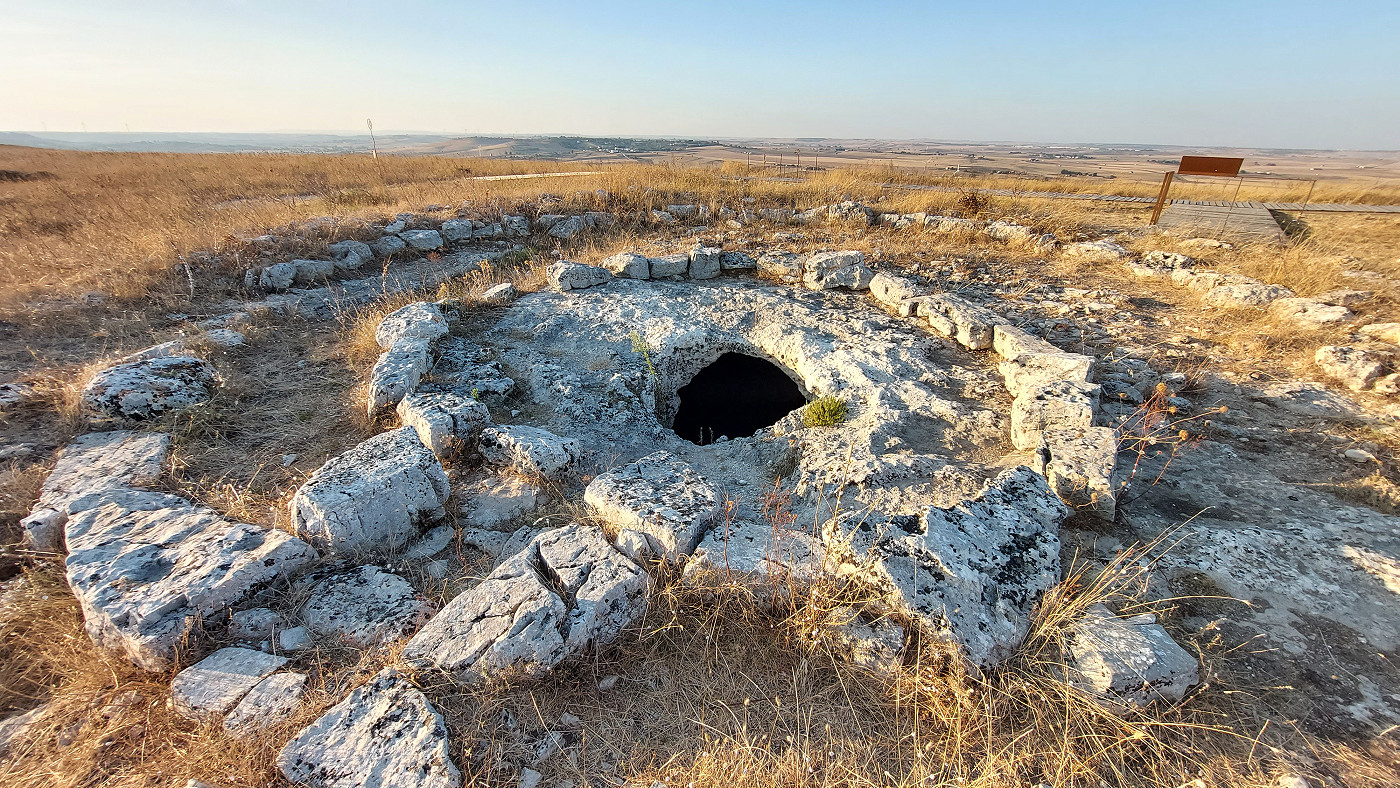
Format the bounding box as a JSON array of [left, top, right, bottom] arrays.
[[1177, 155, 1244, 177]]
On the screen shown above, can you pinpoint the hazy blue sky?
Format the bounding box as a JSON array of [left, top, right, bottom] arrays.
[[3, 0, 1397, 149]]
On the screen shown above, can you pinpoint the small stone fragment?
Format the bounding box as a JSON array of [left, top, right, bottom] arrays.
[[477, 425, 580, 480], [302, 566, 432, 647], [397, 392, 492, 458], [223, 672, 307, 736], [1069, 604, 1199, 706], [171, 647, 287, 720]]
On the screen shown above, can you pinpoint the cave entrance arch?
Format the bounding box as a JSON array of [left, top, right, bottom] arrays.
[[671, 352, 807, 445]]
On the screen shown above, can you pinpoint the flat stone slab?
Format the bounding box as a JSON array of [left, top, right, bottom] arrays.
[[477, 425, 580, 480], [82, 356, 218, 420], [302, 566, 432, 647], [375, 302, 447, 349], [824, 467, 1068, 667], [685, 519, 825, 601], [291, 426, 451, 555], [999, 350, 1095, 399], [397, 392, 491, 458], [1069, 604, 1199, 706], [403, 524, 649, 681], [278, 668, 461, 788], [918, 294, 1004, 350], [368, 337, 433, 416], [65, 490, 316, 671], [460, 474, 547, 530], [584, 451, 721, 560], [1035, 425, 1121, 520], [171, 647, 287, 720], [224, 671, 308, 736], [1010, 380, 1099, 451], [549, 261, 610, 291]]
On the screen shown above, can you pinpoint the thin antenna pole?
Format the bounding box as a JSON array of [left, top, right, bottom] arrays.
[[367, 118, 379, 159]]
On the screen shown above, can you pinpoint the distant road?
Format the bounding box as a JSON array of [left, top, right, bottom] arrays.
[[466, 171, 599, 181]]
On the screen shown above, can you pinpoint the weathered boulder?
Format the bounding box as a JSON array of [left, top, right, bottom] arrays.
[[371, 235, 407, 257], [647, 253, 690, 278], [602, 252, 650, 280], [584, 211, 616, 229], [684, 519, 825, 601], [547, 215, 587, 240], [803, 251, 873, 291], [1034, 426, 1120, 520], [399, 229, 445, 251], [291, 258, 335, 285], [689, 245, 722, 280], [868, 272, 927, 315], [65, 490, 315, 671], [999, 350, 1096, 399], [918, 294, 1005, 350], [548, 261, 610, 292], [583, 451, 721, 561], [1069, 604, 1199, 706], [440, 219, 474, 243], [992, 324, 1059, 359], [535, 214, 566, 231], [460, 475, 546, 530], [983, 220, 1037, 244], [171, 647, 287, 720], [823, 467, 1068, 667], [278, 669, 461, 788], [1011, 380, 1100, 451], [477, 425, 580, 480], [1358, 322, 1400, 345], [503, 214, 530, 236], [397, 392, 491, 458], [367, 338, 432, 415], [20, 430, 169, 551], [1204, 280, 1294, 308], [757, 251, 803, 283], [1063, 240, 1129, 262], [1140, 250, 1194, 270], [302, 566, 431, 647], [82, 356, 218, 421], [375, 302, 447, 349], [260, 262, 296, 291], [224, 671, 307, 736], [290, 426, 451, 555], [720, 251, 758, 271], [1268, 298, 1353, 328], [1315, 345, 1389, 391], [402, 524, 650, 681], [481, 282, 518, 304]]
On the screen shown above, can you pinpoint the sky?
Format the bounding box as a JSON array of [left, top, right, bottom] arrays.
[[2, 0, 1398, 150]]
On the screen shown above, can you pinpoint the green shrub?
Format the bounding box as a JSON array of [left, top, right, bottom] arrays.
[[802, 396, 847, 428]]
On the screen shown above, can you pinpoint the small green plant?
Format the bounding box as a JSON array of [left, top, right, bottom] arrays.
[[629, 330, 657, 378], [802, 396, 847, 428], [470, 387, 481, 401]]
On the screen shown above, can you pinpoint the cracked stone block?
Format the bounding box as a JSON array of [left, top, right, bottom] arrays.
[[684, 519, 825, 602], [688, 245, 722, 279], [441, 219, 474, 242], [868, 272, 927, 315], [602, 252, 650, 280], [404, 525, 454, 559], [826, 608, 905, 674], [402, 524, 649, 682], [20, 430, 169, 551], [983, 220, 1037, 244], [66, 490, 315, 671], [371, 235, 407, 257], [82, 356, 218, 421], [477, 425, 580, 480], [229, 608, 285, 642], [1069, 604, 1199, 706], [460, 475, 547, 530], [278, 668, 461, 788], [503, 214, 530, 236], [397, 392, 491, 458], [170, 647, 288, 720], [368, 337, 433, 416], [1269, 298, 1353, 329], [291, 258, 334, 285], [999, 350, 1096, 399], [1034, 426, 1120, 520], [992, 324, 1059, 360], [260, 262, 296, 290], [224, 671, 307, 736], [584, 451, 722, 560], [375, 302, 447, 349], [822, 467, 1068, 667], [1063, 240, 1129, 262], [329, 240, 374, 271], [1359, 322, 1400, 345], [548, 215, 587, 240], [549, 261, 610, 291], [481, 282, 518, 304], [1141, 250, 1194, 269], [1315, 345, 1389, 391], [803, 251, 873, 291], [1010, 380, 1100, 451], [302, 566, 431, 647], [647, 253, 690, 278], [291, 426, 451, 555], [756, 251, 802, 283], [399, 229, 445, 250], [1204, 280, 1294, 308], [918, 294, 1004, 350], [720, 251, 757, 270]]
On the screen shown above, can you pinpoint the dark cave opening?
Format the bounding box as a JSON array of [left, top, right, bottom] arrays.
[[671, 352, 806, 446]]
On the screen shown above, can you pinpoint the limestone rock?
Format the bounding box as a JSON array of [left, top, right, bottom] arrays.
[[280, 626, 313, 652], [1034, 426, 1120, 520], [278, 668, 461, 788], [402, 524, 650, 681], [720, 251, 758, 270], [828, 609, 905, 674], [584, 211, 616, 230], [918, 294, 1005, 350], [371, 235, 407, 257], [21, 430, 169, 551], [1000, 350, 1095, 399], [602, 252, 650, 280], [1069, 604, 1199, 706], [547, 215, 587, 240], [1268, 297, 1353, 328], [65, 491, 315, 671], [399, 229, 445, 251], [291, 258, 334, 285], [170, 647, 288, 720], [290, 426, 451, 555], [1063, 240, 1129, 262], [583, 451, 721, 560], [481, 282, 518, 304], [260, 262, 296, 291], [367, 338, 433, 415], [440, 219, 474, 243], [1315, 345, 1388, 391], [229, 608, 285, 642], [983, 220, 1037, 244], [757, 251, 803, 283], [992, 324, 1059, 359], [1011, 380, 1100, 451], [397, 392, 491, 458], [925, 215, 975, 233], [302, 566, 431, 647], [503, 214, 530, 236], [478, 425, 580, 480], [1358, 322, 1400, 345], [688, 245, 722, 280], [868, 272, 927, 315], [548, 261, 610, 292], [82, 356, 218, 420], [1140, 250, 1194, 269], [0, 705, 47, 755], [375, 302, 446, 349], [224, 671, 307, 736], [803, 251, 873, 291], [1204, 281, 1294, 308], [461, 475, 546, 530], [647, 253, 690, 278], [823, 467, 1068, 667], [684, 519, 824, 600]]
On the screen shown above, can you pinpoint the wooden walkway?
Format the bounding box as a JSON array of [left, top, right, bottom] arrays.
[[883, 183, 1400, 213], [1155, 203, 1286, 244]]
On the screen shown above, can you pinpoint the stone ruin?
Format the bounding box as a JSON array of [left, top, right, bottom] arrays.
[[12, 200, 1261, 787]]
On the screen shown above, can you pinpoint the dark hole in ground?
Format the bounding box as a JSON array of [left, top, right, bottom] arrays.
[[672, 352, 806, 445]]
